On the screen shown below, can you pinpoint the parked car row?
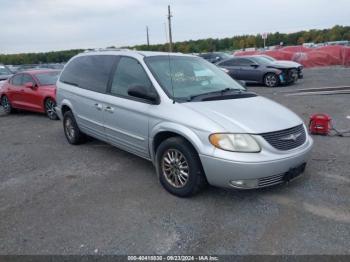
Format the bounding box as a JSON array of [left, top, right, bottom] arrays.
[[198, 52, 304, 87], [5, 63, 65, 74], [0, 50, 313, 197], [198, 52, 232, 64], [0, 64, 13, 81]]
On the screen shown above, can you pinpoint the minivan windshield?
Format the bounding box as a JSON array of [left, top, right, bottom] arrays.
[[145, 55, 245, 101]]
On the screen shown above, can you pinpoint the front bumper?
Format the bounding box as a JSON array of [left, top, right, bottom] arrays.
[[199, 137, 313, 189]]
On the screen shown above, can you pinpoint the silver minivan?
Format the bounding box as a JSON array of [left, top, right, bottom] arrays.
[[56, 50, 313, 197]]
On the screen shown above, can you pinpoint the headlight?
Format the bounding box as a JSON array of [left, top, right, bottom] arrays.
[[209, 133, 261, 152]]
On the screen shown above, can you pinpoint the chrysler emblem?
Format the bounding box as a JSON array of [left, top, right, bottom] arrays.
[[280, 133, 301, 141]]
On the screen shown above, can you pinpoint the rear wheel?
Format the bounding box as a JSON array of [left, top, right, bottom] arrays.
[[63, 111, 86, 145], [1, 95, 12, 114], [264, 73, 279, 87], [156, 137, 207, 197], [44, 98, 58, 120]]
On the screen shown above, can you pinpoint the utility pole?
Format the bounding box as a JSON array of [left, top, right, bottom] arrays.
[[167, 5, 173, 52], [146, 26, 150, 46]]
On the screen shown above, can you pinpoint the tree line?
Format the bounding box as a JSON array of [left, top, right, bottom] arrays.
[[132, 25, 350, 53], [1, 25, 349, 65]]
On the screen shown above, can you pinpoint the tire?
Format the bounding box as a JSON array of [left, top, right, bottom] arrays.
[[63, 111, 86, 145], [264, 73, 279, 87], [1, 95, 12, 114], [289, 69, 298, 84], [44, 98, 58, 120], [156, 137, 207, 197]]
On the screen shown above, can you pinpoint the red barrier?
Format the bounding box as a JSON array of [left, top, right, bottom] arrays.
[[262, 50, 294, 60], [280, 46, 312, 53], [234, 45, 350, 68]]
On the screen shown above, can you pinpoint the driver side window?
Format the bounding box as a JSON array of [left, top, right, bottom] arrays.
[[110, 57, 153, 98]]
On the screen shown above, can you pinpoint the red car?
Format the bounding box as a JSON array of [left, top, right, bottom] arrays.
[[0, 69, 60, 120]]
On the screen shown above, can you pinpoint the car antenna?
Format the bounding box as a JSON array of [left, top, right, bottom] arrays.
[[167, 52, 176, 104]]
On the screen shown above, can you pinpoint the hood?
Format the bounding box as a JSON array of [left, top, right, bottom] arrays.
[[184, 96, 303, 134], [271, 60, 302, 68]]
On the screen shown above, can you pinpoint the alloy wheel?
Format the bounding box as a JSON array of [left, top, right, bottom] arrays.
[[45, 99, 57, 119], [161, 149, 190, 188], [1, 96, 11, 113], [64, 117, 75, 141], [265, 74, 278, 87]]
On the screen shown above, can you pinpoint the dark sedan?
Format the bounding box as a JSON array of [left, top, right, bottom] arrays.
[[198, 52, 232, 64], [217, 56, 299, 87]]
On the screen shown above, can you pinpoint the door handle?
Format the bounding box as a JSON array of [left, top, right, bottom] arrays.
[[104, 106, 114, 113], [94, 103, 103, 111]]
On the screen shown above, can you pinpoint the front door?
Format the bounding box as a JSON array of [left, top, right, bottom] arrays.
[[103, 56, 155, 159], [237, 58, 261, 82], [18, 73, 42, 112]]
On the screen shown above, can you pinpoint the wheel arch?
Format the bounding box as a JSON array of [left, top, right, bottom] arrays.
[[60, 99, 74, 116], [150, 122, 209, 163]]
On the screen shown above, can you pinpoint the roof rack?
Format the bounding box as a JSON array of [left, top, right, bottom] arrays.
[[83, 48, 131, 53]]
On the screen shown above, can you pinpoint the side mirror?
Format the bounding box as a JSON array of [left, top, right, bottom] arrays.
[[250, 64, 259, 68], [128, 85, 158, 103], [24, 82, 36, 89]]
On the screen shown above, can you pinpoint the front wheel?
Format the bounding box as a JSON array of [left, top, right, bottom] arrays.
[[156, 137, 207, 197], [264, 73, 279, 87], [44, 98, 58, 120], [1, 95, 12, 114]]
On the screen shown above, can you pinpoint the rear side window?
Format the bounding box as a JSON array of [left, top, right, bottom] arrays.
[[110, 57, 152, 97], [60, 55, 116, 93], [11, 74, 22, 85], [236, 58, 253, 66], [220, 59, 236, 66]]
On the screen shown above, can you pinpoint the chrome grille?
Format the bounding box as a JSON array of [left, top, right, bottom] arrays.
[[260, 124, 306, 151], [258, 173, 284, 187]]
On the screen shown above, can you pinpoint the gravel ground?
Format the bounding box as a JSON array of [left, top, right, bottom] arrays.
[[0, 67, 349, 255]]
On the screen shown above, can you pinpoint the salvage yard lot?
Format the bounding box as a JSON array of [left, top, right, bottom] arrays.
[[0, 67, 349, 254]]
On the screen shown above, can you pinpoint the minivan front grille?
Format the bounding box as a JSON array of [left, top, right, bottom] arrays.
[[260, 124, 306, 151]]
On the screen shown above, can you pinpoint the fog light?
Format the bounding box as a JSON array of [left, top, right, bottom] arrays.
[[229, 179, 259, 189]]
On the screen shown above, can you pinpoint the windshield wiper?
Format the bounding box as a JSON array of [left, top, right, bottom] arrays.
[[187, 88, 243, 101]]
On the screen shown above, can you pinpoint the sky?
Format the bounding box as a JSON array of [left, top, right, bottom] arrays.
[[0, 0, 349, 54]]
